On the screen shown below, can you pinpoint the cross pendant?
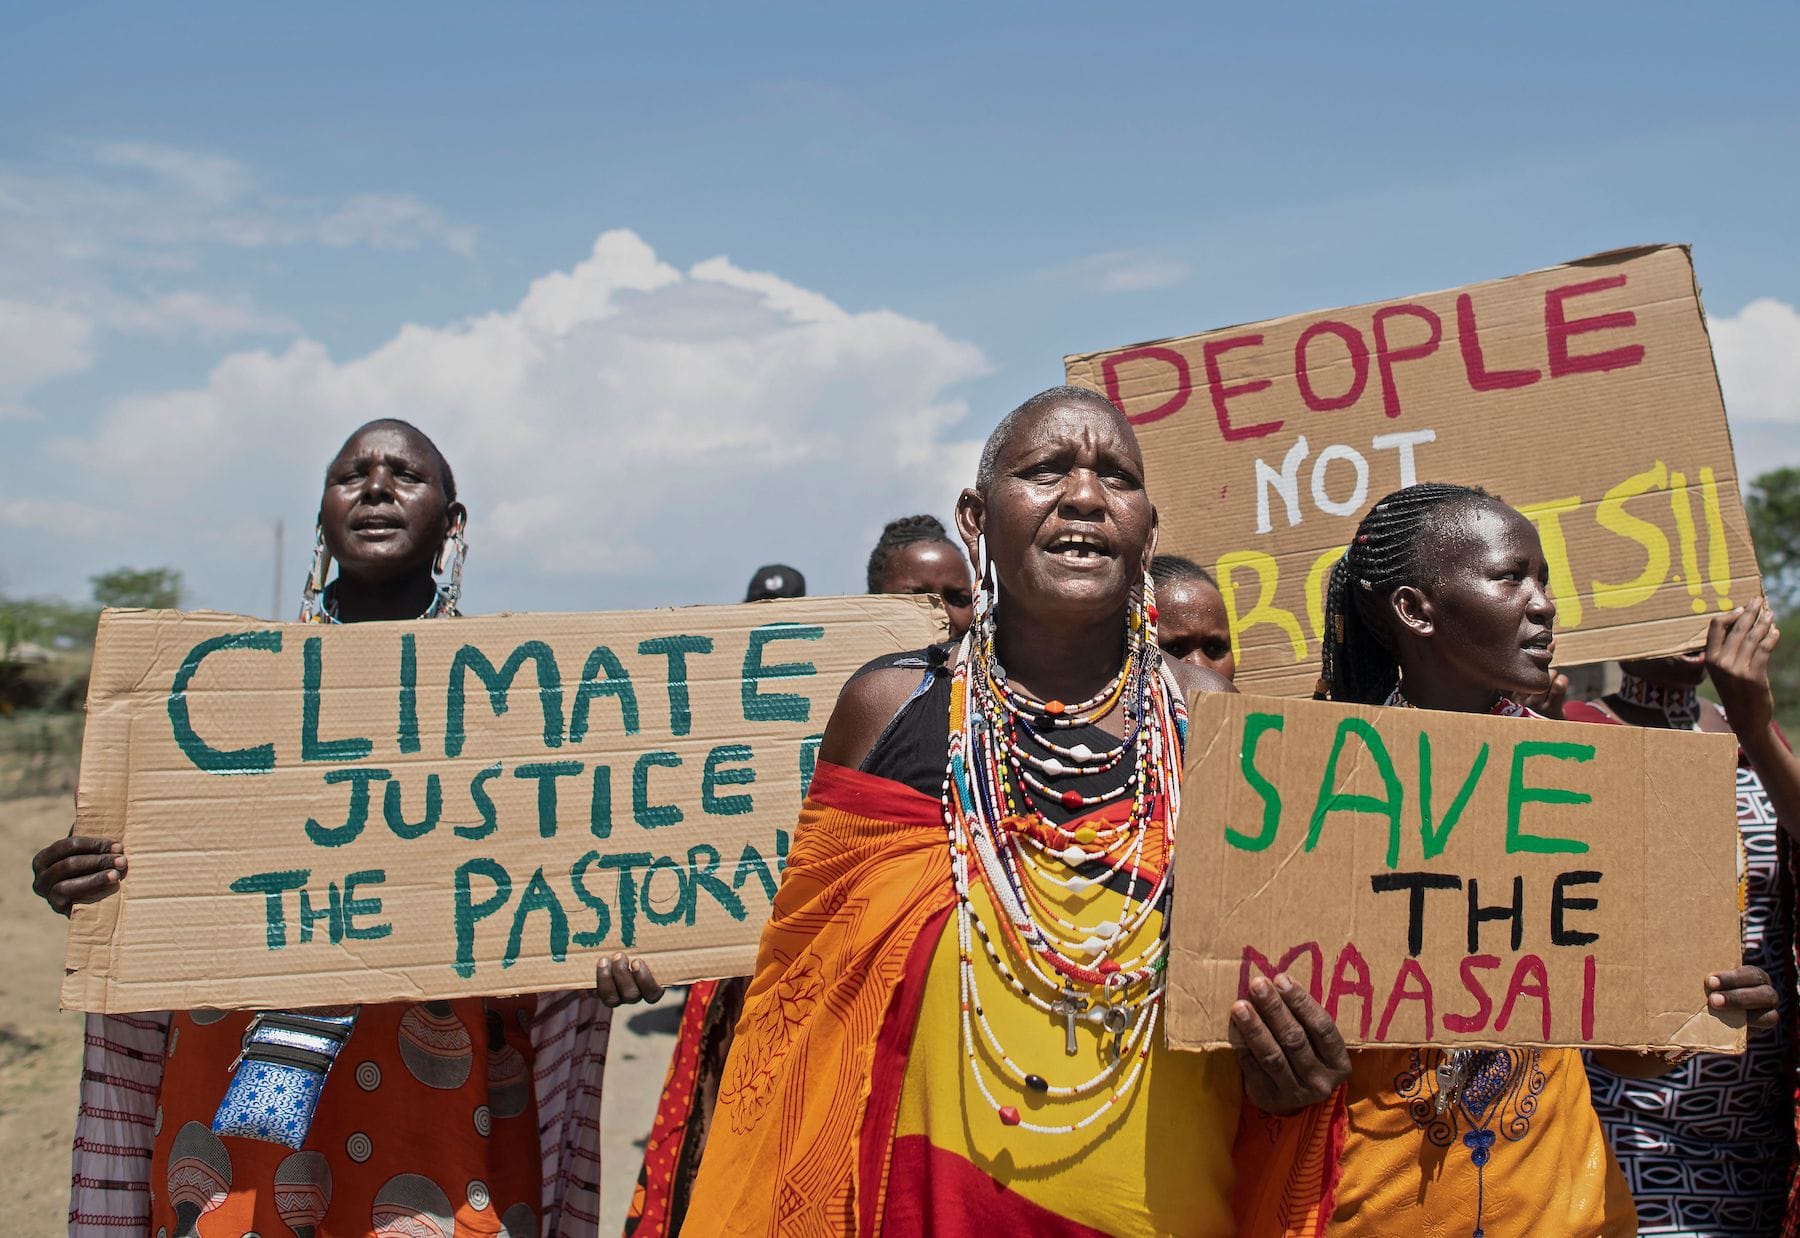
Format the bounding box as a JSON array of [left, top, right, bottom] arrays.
[[1049, 987, 1089, 1056]]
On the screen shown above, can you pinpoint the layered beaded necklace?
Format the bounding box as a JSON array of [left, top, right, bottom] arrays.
[[942, 569, 1187, 1135]]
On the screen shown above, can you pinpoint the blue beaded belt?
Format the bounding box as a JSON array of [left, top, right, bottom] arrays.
[[212, 1009, 359, 1147]]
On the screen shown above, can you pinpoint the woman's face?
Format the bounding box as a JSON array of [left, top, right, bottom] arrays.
[[961, 399, 1154, 625], [319, 424, 456, 585], [1394, 502, 1558, 699], [1157, 577, 1235, 681], [877, 540, 975, 640]]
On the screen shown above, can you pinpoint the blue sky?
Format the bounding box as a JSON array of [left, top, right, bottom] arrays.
[[4, 3, 1798, 616]]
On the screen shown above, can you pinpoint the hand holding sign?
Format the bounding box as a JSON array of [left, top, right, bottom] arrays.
[[31, 834, 125, 914], [1228, 973, 1350, 1115], [1706, 598, 1781, 738]]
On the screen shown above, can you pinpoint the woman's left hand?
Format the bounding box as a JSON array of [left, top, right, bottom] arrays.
[[1708, 965, 1779, 1033], [596, 954, 665, 1007]]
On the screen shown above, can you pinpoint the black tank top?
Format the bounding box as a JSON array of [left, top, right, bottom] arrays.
[[853, 645, 1143, 829]]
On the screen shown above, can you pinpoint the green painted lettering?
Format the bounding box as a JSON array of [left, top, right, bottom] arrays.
[[383, 773, 442, 839], [741, 624, 823, 722], [638, 634, 714, 737], [452, 857, 512, 978], [305, 767, 391, 847], [569, 645, 639, 741], [167, 630, 281, 774], [445, 641, 565, 758], [702, 743, 756, 816], [1226, 712, 1284, 851], [229, 868, 309, 948], [504, 867, 569, 968], [1419, 731, 1489, 860], [1306, 718, 1404, 868], [458, 762, 503, 840], [514, 760, 584, 839], [302, 636, 374, 763], [342, 869, 391, 940], [633, 751, 683, 829], [1506, 740, 1594, 855]]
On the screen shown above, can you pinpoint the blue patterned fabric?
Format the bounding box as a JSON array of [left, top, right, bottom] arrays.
[[211, 1009, 359, 1148]]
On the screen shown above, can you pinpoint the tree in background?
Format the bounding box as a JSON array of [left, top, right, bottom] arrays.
[[1745, 466, 1800, 732], [90, 567, 182, 611]]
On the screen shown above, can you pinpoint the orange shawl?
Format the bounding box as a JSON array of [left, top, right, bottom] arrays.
[[682, 761, 1344, 1237]]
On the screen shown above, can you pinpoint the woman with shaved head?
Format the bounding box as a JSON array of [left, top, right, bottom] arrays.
[[680, 387, 1348, 1237], [36, 419, 661, 1237]]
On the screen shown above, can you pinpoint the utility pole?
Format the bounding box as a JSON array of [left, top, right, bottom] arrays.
[[273, 519, 284, 620]]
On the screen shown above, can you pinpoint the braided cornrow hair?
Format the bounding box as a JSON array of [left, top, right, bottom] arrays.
[[867, 514, 958, 592], [1316, 482, 1494, 704], [1148, 554, 1217, 590]]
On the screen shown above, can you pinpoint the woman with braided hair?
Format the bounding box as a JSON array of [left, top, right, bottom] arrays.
[[866, 512, 976, 641], [1314, 482, 1779, 1236]]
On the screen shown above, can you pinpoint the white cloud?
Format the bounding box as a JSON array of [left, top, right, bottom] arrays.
[[1712, 298, 1800, 425], [0, 298, 95, 395], [101, 291, 299, 340], [26, 229, 989, 613], [1099, 258, 1192, 294], [1047, 249, 1193, 295], [1710, 298, 1800, 478], [0, 498, 112, 539]]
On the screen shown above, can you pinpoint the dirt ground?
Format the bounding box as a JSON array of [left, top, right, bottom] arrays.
[[0, 791, 681, 1237]]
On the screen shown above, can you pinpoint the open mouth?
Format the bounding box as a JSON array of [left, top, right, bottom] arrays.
[[1044, 530, 1113, 562], [1522, 631, 1556, 663]]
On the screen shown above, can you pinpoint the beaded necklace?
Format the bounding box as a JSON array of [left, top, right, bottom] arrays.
[[943, 572, 1186, 1135]]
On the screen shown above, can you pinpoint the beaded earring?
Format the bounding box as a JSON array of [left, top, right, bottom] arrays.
[[299, 523, 331, 622], [436, 511, 468, 617], [1130, 562, 1159, 649]]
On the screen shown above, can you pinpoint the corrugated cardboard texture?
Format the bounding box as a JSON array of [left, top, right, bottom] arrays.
[[1165, 692, 1745, 1052], [63, 596, 944, 1013], [1067, 245, 1761, 697]]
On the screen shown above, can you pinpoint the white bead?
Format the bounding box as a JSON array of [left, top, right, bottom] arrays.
[[1066, 743, 1096, 762], [1095, 920, 1120, 938], [1039, 757, 1068, 777], [1060, 846, 1092, 866]]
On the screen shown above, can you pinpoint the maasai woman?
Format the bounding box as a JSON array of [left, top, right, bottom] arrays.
[[627, 513, 979, 1236], [866, 513, 977, 642], [1562, 608, 1800, 1235], [1149, 554, 1234, 681], [1313, 481, 1780, 1237], [679, 388, 1349, 1237], [33, 418, 663, 1238]]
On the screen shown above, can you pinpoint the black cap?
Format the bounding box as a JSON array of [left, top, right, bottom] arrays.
[[745, 563, 806, 601]]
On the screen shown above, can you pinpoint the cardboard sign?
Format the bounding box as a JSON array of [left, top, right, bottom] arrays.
[[1164, 692, 1744, 1052], [1066, 245, 1761, 697], [62, 597, 944, 1014]]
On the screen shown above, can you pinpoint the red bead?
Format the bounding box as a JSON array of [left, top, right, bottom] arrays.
[[1060, 790, 1085, 809], [1146, 604, 1158, 623], [1044, 699, 1066, 716], [998, 1105, 1021, 1126], [1098, 959, 1122, 975]]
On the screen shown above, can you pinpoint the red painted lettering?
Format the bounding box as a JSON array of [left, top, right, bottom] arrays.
[[1371, 303, 1442, 419], [1581, 953, 1596, 1041], [1239, 941, 1323, 1002], [1443, 954, 1502, 1033], [1456, 293, 1541, 391], [1295, 320, 1371, 412], [1203, 335, 1280, 441], [1100, 345, 1191, 427], [1496, 954, 1552, 1040], [1325, 941, 1374, 1040], [1545, 275, 1646, 378], [1376, 957, 1436, 1040]]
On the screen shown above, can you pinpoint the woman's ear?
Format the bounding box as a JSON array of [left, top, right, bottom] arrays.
[[1390, 584, 1435, 639], [954, 488, 985, 574]]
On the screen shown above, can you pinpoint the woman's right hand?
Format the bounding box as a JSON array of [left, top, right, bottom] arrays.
[[31, 835, 126, 914]]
